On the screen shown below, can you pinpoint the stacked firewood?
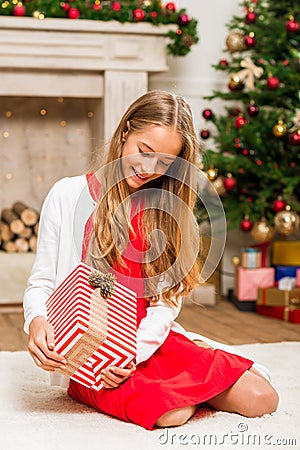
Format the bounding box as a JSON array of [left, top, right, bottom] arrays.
[[0, 201, 39, 253]]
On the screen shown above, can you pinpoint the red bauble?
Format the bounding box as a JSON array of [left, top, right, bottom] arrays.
[[240, 218, 253, 232], [151, 11, 158, 18], [111, 1, 121, 11], [62, 2, 70, 10], [165, 2, 176, 12], [178, 14, 191, 26], [234, 116, 247, 129], [247, 104, 259, 116], [13, 4, 26, 16], [267, 76, 279, 90], [219, 59, 229, 67], [272, 198, 287, 213], [289, 131, 300, 145], [286, 19, 299, 33], [200, 129, 210, 140], [229, 107, 241, 117], [68, 7, 80, 18], [245, 34, 256, 48], [202, 108, 213, 120], [223, 175, 236, 191], [245, 11, 257, 23], [133, 8, 145, 20], [228, 81, 244, 91]]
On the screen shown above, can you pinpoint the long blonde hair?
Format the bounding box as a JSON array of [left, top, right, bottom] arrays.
[[87, 90, 201, 306]]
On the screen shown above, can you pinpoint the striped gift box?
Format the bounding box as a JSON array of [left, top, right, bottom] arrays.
[[46, 263, 137, 390]]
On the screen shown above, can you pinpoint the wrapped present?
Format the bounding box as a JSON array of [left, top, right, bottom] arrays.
[[296, 269, 300, 287], [234, 266, 275, 301], [256, 304, 300, 323], [272, 240, 300, 266], [46, 263, 137, 390], [257, 287, 300, 307], [240, 248, 261, 269], [278, 277, 296, 290], [275, 265, 300, 282], [251, 241, 271, 267]]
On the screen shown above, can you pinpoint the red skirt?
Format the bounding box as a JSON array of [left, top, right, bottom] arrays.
[[68, 330, 253, 430]]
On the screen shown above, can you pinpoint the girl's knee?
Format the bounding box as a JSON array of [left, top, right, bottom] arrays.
[[156, 405, 196, 427], [246, 384, 279, 418]]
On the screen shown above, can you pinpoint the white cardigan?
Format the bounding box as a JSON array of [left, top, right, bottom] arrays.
[[23, 175, 270, 383]]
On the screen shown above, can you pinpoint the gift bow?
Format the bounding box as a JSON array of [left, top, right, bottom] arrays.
[[236, 57, 264, 90]]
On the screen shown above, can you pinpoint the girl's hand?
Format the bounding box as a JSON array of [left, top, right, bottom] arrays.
[[28, 316, 67, 372], [101, 361, 136, 389]]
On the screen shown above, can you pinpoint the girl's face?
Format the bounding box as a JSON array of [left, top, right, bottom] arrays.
[[121, 125, 182, 192]]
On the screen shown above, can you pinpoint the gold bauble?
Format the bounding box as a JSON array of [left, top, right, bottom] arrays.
[[212, 176, 226, 196], [226, 31, 246, 53], [274, 205, 300, 235], [230, 74, 243, 87], [250, 218, 275, 243], [231, 256, 240, 267], [273, 120, 287, 137], [206, 167, 218, 181]]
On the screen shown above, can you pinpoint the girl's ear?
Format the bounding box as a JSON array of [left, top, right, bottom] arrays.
[[122, 121, 131, 142]]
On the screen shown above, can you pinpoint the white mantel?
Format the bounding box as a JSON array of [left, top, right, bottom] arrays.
[[0, 16, 175, 141]]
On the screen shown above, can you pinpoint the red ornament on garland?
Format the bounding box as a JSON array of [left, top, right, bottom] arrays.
[[240, 217, 253, 232], [289, 131, 300, 145], [223, 174, 236, 191], [234, 116, 247, 129], [68, 7, 80, 18], [13, 3, 26, 16], [272, 197, 287, 213], [245, 33, 256, 48], [62, 2, 70, 11], [133, 9, 145, 21], [111, 1, 121, 11], [165, 2, 177, 12], [245, 10, 257, 23], [200, 129, 210, 140], [178, 14, 191, 26], [267, 76, 279, 90], [286, 17, 299, 33], [202, 108, 213, 120]]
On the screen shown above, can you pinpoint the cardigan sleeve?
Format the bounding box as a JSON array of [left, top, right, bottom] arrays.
[[23, 182, 61, 334], [135, 294, 182, 365]]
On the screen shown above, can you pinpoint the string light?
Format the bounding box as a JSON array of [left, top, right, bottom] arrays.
[[5, 111, 12, 118], [5, 173, 12, 180], [3, 131, 9, 138], [60, 120, 67, 127], [87, 111, 94, 118], [40, 108, 47, 116]]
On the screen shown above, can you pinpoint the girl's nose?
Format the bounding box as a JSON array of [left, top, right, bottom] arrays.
[[141, 157, 158, 174]]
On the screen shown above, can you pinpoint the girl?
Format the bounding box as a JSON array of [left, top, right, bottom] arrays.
[[24, 90, 279, 430]]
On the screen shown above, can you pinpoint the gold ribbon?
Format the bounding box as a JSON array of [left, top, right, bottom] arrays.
[[235, 56, 264, 90], [61, 288, 108, 377]]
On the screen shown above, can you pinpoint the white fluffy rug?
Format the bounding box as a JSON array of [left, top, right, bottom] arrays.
[[0, 343, 299, 450]]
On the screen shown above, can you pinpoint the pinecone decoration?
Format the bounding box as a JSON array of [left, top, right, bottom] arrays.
[[88, 271, 116, 298]]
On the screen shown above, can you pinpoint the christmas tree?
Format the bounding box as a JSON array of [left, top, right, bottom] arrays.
[[200, 0, 300, 243]]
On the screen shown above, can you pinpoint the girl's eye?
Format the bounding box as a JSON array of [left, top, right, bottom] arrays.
[[139, 148, 151, 157], [159, 160, 170, 167]]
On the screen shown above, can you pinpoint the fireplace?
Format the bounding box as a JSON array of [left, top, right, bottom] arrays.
[[0, 16, 174, 302]]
